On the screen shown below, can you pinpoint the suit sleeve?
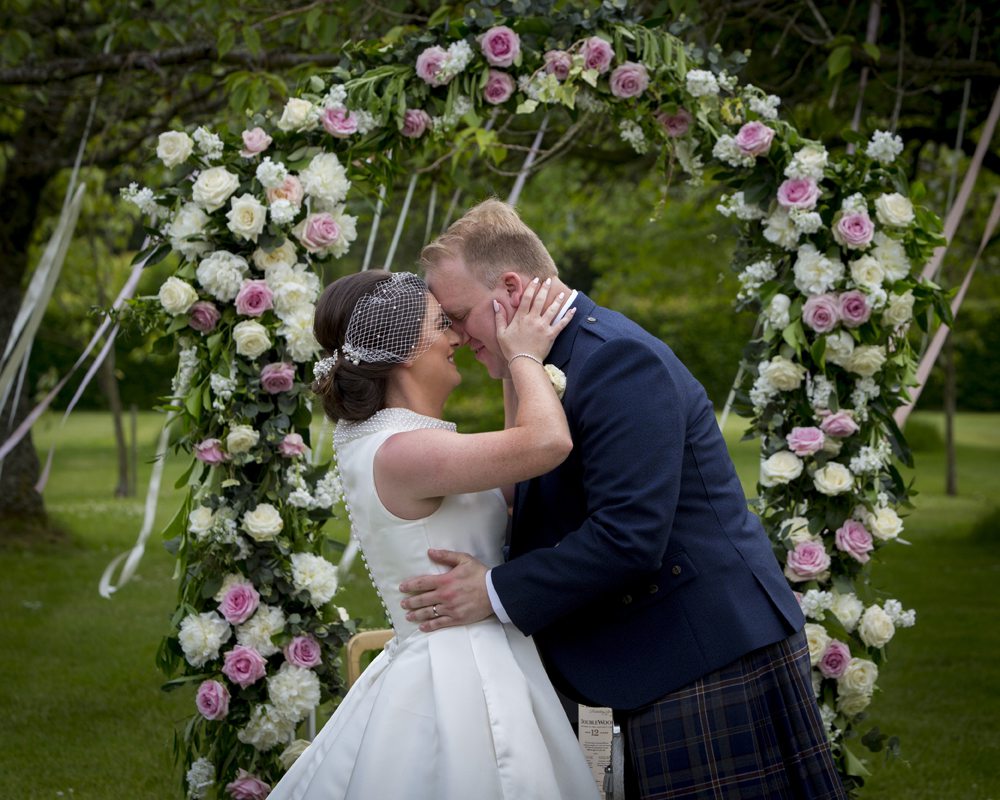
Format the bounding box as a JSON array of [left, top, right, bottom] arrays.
[[490, 336, 688, 636]]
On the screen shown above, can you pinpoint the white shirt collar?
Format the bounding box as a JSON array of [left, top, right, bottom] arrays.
[[553, 289, 579, 325]]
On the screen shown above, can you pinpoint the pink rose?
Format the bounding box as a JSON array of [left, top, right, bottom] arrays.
[[416, 45, 448, 86], [195, 679, 230, 720], [820, 411, 859, 438], [220, 582, 260, 625], [266, 175, 304, 208], [786, 426, 825, 456], [839, 290, 872, 327], [543, 50, 572, 81], [483, 69, 516, 105], [834, 212, 875, 249], [194, 438, 227, 465], [581, 36, 614, 73], [835, 519, 874, 563], [654, 108, 692, 138], [776, 178, 820, 210], [284, 635, 322, 669], [479, 25, 520, 68], [222, 645, 267, 689], [188, 301, 220, 333], [240, 127, 272, 157], [279, 432, 308, 458], [784, 541, 831, 582], [226, 770, 271, 800], [296, 213, 341, 252], [818, 640, 852, 679], [260, 362, 296, 394], [609, 62, 649, 99], [321, 107, 358, 138], [235, 280, 274, 317], [802, 294, 840, 333], [734, 121, 775, 157], [401, 108, 432, 138]]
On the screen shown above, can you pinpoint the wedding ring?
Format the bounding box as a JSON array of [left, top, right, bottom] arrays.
[[432, 604, 440, 618]]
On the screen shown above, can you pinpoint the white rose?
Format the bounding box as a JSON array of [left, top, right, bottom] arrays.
[[849, 255, 885, 291], [824, 330, 855, 367], [882, 291, 915, 327], [226, 194, 267, 242], [233, 320, 271, 359], [187, 505, 215, 536], [192, 166, 241, 212], [236, 605, 286, 656], [167, 203, 211, 259], [872, 232, 911, 282], [300, 153, 350, 205], [782, 516, 817, 545], [267, 663, 321, 723], [838, 657, 879, 695], [760, 451, 804, 487], [868, 506, 904, 540], [813, 462, 853, 495], [804, 622, 831, 666], [277, 97, 318, 132], [178, 611, 231, 667], [874, 192, 915, 227], [846, 345, 887, 377], [794, 244, 844, 295], [226, 424, 260, 454], [858, 604, 896, 648], [157, 130, 194, 168], [765, 293, 791, 329], [821, 437, 843, 456], [761, 356, 807, 391], [242, 502, 284, 541], [830, 592, 864, 632], [252, 240, 299, 272], [836, 690, 872, 716], [291, 552, 339, 607], [196, 250, 249, 302], [279, 739, 311, 770], [158, 277, 199, 315]]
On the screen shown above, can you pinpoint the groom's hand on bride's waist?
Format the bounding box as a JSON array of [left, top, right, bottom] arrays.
[[399, 549, 493, 632]]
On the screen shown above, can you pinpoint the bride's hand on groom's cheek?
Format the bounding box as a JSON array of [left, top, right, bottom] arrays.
[[399, 549, 493, 632]]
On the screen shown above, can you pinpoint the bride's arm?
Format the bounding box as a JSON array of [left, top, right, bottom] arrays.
[[377, 279, 573, 502]]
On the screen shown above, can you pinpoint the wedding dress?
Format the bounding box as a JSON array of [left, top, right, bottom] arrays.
[[267, 407, 599, 800]]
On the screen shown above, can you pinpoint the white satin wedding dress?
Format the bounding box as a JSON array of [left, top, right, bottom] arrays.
[[267, 407, 599, 800]]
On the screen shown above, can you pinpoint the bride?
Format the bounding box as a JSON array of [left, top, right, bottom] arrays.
[[266, 269, 598, 799]]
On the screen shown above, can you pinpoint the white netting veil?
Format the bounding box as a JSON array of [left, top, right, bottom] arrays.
[[341, 271, 450, 364]]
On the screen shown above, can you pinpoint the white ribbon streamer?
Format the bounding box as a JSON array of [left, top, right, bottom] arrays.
[[384, 173, 418, 270]]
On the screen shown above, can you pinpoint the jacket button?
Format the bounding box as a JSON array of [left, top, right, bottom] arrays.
[[648, 584, 658, 594], [671, 565, 682, 576], [586, 316, 597, 323], [622, 594, 632, 604]]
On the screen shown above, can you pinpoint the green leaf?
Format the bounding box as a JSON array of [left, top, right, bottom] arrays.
[[217, 26, 236, 60], [827, 45, 852, 78], [516, 99, 539, 115], [243, 26, 262, 58], [861, 42, 881, 61]]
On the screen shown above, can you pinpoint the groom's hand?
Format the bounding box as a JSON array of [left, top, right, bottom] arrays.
[[399, 549, 493, 632]]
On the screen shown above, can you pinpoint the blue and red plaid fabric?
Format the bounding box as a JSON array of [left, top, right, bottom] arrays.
[[618, 630, 846, 799]]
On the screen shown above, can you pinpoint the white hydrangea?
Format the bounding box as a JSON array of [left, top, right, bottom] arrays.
[[300, 153, 350, 206], [279, 305, 323, 363], [841, 192, 869, 214], [717, 70, 738, 92], [208, 506, 241, 548], [713, 135, 756, 168], [716, 191, 767, 221], [866, 130, 904, 164], [268, 663, 321, 722], [784, 145, 828, 181], [120, 182, 161, 216], [321, 83, 348, 110], [196, 250, 249, 302], [764, 293, 791, 329], [800, 589, 834, 620], [806, 374, 835, 411], [186, 757, 215, 800], [790, 209, 823, 235], [686, 69, 720, 97], [172, 344, 199, 397], [255, 157, 289, 189], [291, 552, 339, 607], [737, 259, 776, 301], [763, 208, 801, 250], [748, 92, 781, 120], [210, 372, 236, 411], [313, 471, 343, 508], [438, 39, 474, 82], [849, 441, 891, 475], [880, 599, 916, 628], [353, 110, 379, 135], [619, 120, 648, 154], [851, 377, 881, 416], [268, 199, 297, 226], [193, 126, 224, 161], [236, 604, 287, 657], [266, 263, 322, 320], [749, 372, 778, 412], [178, 611, 231, 667], [238, 703, 296, 751], [793, 244, 844, 294]]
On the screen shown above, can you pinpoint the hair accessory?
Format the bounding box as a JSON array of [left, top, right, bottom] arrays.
[[313, 352, 338, 380]]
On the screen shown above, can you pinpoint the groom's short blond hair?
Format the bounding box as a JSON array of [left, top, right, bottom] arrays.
[[420, 198, 557, 288]]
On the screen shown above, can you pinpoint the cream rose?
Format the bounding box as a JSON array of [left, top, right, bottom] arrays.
[[882, 291, 915, 327], [783, 516, 817, 545], [874, 192, 915, 227], [760, 451, 804, 486], [813, 462, 853, 495], [837, 691, 872, 716], [252, 240, 299, 272], [167, 203, 211, 259], [868, 506, 904, 540], [187, 505, 215, 536], [192, 167, 240, 212], [158, 277, 199, 315], [157, 130, 194, 167], [277, 97, 319, 132], [226, 424, 260, 454], [858, 604, 896, 648], [804, 622, 831, 666], [830, 592, 864, 631], [544, 364, 566, 399], [233, 320, 271, 359], [226, 194, 267, 243], [242, 503, 284, 541], [849, 255, 885, 291], [846, 345, 887, 377], [838, 657, 879, 695], [761, 356, 807, 391]]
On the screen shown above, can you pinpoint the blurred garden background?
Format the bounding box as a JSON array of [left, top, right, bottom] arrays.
[[1, 0, 998, 798]]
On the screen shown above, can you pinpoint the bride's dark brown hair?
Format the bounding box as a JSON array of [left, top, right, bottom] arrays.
[[312, 270, 425, 422]]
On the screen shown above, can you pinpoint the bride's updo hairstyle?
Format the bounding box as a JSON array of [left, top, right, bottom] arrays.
[[312, 270, 432, 422]]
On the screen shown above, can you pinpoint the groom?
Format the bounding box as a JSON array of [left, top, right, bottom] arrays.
[[400, 200, 845, 799]]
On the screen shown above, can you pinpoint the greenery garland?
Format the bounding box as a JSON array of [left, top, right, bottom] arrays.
[[123, 2, 948, 795]]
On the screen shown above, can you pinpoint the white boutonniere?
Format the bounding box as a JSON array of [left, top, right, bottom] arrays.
[[544, 364, 566, 399]]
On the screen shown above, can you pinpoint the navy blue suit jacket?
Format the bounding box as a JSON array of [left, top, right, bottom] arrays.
[[490, 294, 804, 710]]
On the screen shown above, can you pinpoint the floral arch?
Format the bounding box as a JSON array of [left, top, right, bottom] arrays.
[[125, 3, 948, 796]]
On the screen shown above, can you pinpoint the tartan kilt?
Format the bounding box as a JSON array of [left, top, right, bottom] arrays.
[[619, 630, 846, 800]]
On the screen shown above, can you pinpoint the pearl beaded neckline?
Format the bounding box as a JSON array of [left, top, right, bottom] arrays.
[[334, 406, 456, 449]]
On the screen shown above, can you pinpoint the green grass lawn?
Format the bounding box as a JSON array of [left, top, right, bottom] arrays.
[[1, 409, 997, 798]]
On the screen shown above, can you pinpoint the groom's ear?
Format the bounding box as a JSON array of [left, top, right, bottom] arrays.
[[501, 272, 526, 308]]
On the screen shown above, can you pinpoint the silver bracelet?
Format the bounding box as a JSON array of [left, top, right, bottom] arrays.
[[507, 353, 544, 368]]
